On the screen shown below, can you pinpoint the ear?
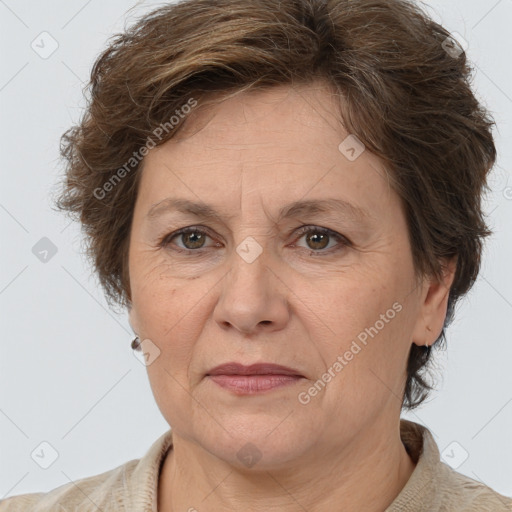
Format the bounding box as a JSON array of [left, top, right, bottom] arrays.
[[411, 257, 457, 347]]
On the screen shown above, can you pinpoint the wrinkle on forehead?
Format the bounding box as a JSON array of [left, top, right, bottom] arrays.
[[171, 79, 345, 146]]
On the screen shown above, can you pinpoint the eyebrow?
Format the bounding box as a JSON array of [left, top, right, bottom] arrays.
[[146, 197, 372, 225]]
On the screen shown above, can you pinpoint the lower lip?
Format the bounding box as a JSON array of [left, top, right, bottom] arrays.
[[207, 374, 303, 394]]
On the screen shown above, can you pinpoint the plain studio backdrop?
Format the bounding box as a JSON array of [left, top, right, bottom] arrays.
[[1, 0, 511, 500]]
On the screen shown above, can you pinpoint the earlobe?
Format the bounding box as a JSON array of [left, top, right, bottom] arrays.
[[412, 257, 457, 347]]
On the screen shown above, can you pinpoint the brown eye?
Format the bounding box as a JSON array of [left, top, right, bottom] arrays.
[[160, 225, 349, 256], [161, 227, 214, 252], [179, 230, 207, 250], [293, 226, 349, 254], [304, 231, 330, 250]]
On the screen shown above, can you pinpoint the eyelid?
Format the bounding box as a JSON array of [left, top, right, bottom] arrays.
[[160, 224, 351, 254], [159, 225, 217, 249], [292, 225, 351, 247]]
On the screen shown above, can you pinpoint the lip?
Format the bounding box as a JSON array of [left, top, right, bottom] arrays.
[[205, 362, 305, 395], [206, 362, 303, 377]]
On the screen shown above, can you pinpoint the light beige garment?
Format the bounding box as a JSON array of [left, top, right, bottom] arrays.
[[1, 419, 510, 511]]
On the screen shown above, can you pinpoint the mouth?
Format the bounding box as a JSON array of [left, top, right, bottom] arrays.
[[205, 362, 305, 394]]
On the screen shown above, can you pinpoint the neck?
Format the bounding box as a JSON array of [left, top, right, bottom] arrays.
[[158, 417, 417, 512]]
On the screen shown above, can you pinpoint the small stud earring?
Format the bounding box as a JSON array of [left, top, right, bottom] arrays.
[[131, 336, 142, 351]]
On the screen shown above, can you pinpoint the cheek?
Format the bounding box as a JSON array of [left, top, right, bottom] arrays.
[[297, 265, 404, 343], [130, 255, 179, 324], [134, 274, 205, 426], [300, 266, 413, 392], [130, 259, 216, 374]]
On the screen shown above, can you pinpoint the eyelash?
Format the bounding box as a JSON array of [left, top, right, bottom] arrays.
[[159, 225, 351, 256]]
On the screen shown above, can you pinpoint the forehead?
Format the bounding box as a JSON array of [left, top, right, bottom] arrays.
[[172, 81, 344, 147], [136, 82, 395, 223]]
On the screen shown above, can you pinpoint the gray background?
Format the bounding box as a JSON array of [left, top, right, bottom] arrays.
[[1, 0, 511, 500]]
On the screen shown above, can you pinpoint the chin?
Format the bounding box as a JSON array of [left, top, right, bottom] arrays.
[[195, 415, 319, 471]]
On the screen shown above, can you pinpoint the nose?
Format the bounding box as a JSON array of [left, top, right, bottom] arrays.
[[213, 243, 291, 335]]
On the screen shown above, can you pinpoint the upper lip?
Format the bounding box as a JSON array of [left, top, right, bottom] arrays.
[[206, 362, 304, 377]]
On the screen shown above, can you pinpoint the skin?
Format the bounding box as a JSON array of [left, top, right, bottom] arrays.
[[127, 80, 455, 511]]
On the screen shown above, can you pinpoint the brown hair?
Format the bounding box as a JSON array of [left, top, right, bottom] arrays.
[[53, 0, 496, 410]]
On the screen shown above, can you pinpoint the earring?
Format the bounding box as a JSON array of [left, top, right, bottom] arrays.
[[131, 336, 142, 351]]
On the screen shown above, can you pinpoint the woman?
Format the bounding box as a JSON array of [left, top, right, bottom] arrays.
[[1, 0, 510, 510]]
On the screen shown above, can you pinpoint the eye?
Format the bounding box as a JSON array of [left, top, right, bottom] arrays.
[[160, 226, 216, 252], [159, 225, 350, 255], [292, 226, 350, 254]]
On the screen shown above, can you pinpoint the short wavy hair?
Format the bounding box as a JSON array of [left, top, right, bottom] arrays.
[[53, 0, 497, 410]]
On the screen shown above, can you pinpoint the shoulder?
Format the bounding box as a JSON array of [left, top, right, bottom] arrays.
[[0, 459, 138, 512], [436, 462, 512, 511], [0, 429, 174, 512], [392, 419, 512, 512]]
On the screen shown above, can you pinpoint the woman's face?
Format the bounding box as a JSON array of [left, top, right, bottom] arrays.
[[128, 82, 445, 469]]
